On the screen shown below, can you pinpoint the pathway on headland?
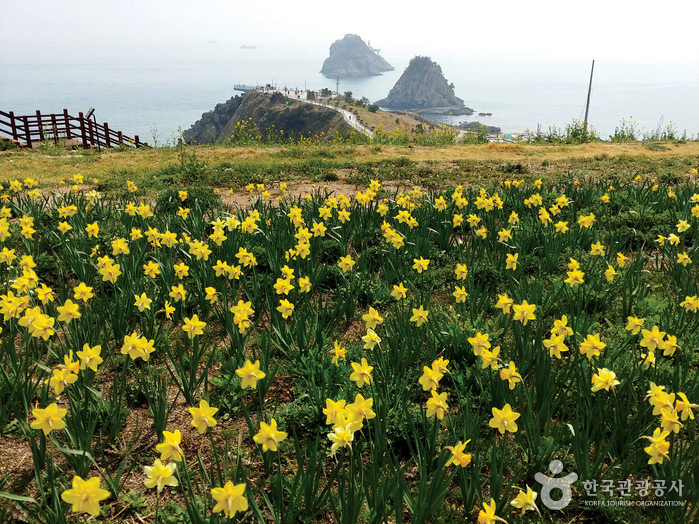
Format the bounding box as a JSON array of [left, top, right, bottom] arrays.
[[258, 87, 374, 139]]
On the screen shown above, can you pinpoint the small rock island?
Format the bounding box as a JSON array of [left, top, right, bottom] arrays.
[[320, 34, 394, 78], [376, 56, 473, 115]]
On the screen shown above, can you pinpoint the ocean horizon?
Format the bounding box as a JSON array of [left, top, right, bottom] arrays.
[[1, 54, 697, 145]]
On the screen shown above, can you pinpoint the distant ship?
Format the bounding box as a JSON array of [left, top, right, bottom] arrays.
[[241, 44, 257, 49]]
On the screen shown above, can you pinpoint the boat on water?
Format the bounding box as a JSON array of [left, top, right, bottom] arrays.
[[241, 44, 257, 49]]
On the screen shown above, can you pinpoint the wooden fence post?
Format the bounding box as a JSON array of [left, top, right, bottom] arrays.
[[135, 135, 140, 148], [104, 122, 111, 147], [50, 114, 58, 145], [9, 111, 18, 141], [23, 115, 31, 147], [64, 109, 72, 139], [36, 110, 44, 142], [118, 130, 123, 145], [88, 118, 95, 148], [79, 112, 88, 148]]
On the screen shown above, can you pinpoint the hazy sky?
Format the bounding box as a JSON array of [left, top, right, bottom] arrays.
[[2, 0, 698, 65]]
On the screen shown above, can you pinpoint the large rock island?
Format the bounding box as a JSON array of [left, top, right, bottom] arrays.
[[376, 56, 473, 115], [320, 34, 394, 78]]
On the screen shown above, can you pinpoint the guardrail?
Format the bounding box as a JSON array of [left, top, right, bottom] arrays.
[[0, 109, 147, 149]]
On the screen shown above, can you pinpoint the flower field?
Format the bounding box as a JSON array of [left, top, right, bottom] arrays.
[[1, 163, 698, 523]]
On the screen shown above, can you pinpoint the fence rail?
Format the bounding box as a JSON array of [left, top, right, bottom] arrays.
[[0, 109, 147, 149]]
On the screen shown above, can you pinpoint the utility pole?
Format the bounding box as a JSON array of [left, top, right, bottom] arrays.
[[583, 60, 595, 134], [336, 76, 340, 97]]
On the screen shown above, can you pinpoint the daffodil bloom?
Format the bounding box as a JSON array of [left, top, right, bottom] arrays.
[[478, 498, 508, 524], [626, 316, 645, 334], [49, 368, 78, 395], [543, 334, 568, 359], [676, 392, 698, 421], [616, 252, 628, 267], [510, 486, 541, 516], [413, 257, 430, 273], [640, 325, 665, 352], [661, 334, 680, 357], [56, 299, 81, 323], [453, 214, 464, 227], [555, 221, 569, 233], [144, 459, 178, 494], [578, 213, 596, 228], [500, 361, 523, 390], [298, 276, 311, 293], [347, 394, 376, 422], [85, 222, 99, 238], [350, 358, 373, 388], [134, 293, 152, 312], [328, 423, 355, 454], [513, 300, 536, 325], [564, 269, 584, 286], [328, 340, 345, 365], [143, 261, 160, 278], [480, 346, 500, 369], [590, 241, 605, 256], [418, 365, 443, 391], [169, 284, 186, 303], [277, 299, 294, 319], [391, 283, 408, 300], [323, 399, 347, 425], [236, 360, 265, 389], [641, 428, 670, 465], [677, 252, 692, 266], [182, 315, 206, 338], [660, 408, 682, 434], [173, 262, 190, 279], [495, 293, 514, 314], [30, 403, 67, 435], [455, 263, 468, 280], [362, 307, 384, 329], [77, 344, 102, 371], [579, 333, 606, 359], [603, 264, 619, 282], [551, 315, 573, 337], [489, 403, 520, 434], [362, 328, 381, 349], [120, 332, 156, 361], [446, 440, 472, 467], [505, 253, 518, 270], [410, 306, 429, 327], [61, 476, 110, 516], [453, 285, 468, 303], [668, 233, 680, 246], [468, 332, 491, 356], [254, 419, 288, 452], [338, 255, 355, 272], [211, 481, 248, 518], [99, 263, 122, 283], [425, 390, 448, 420], [591, 368, 620, 392], [156, 430, 184, 462], [680, 295, 699, 312]]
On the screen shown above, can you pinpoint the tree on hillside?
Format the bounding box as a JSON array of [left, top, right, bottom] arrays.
[[343, 91, 354, 104], [368, 104, 379, 113], [307, 90, 316, 100]]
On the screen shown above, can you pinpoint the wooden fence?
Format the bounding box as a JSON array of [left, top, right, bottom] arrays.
[[0, 109, 147, 149]]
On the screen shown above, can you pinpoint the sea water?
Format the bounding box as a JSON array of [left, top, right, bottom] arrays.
[[1, 54, 697, 144]]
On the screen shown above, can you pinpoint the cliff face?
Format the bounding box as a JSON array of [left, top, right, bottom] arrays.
[[375, 56, 473, 115], [184, 91, 352, 144], [320, 34, 394, 78], [183, 95, 246, 144]]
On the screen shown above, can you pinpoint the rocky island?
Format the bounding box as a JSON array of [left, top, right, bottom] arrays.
[[376, 56, 473, 116], [320, 34, 394, 78]]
